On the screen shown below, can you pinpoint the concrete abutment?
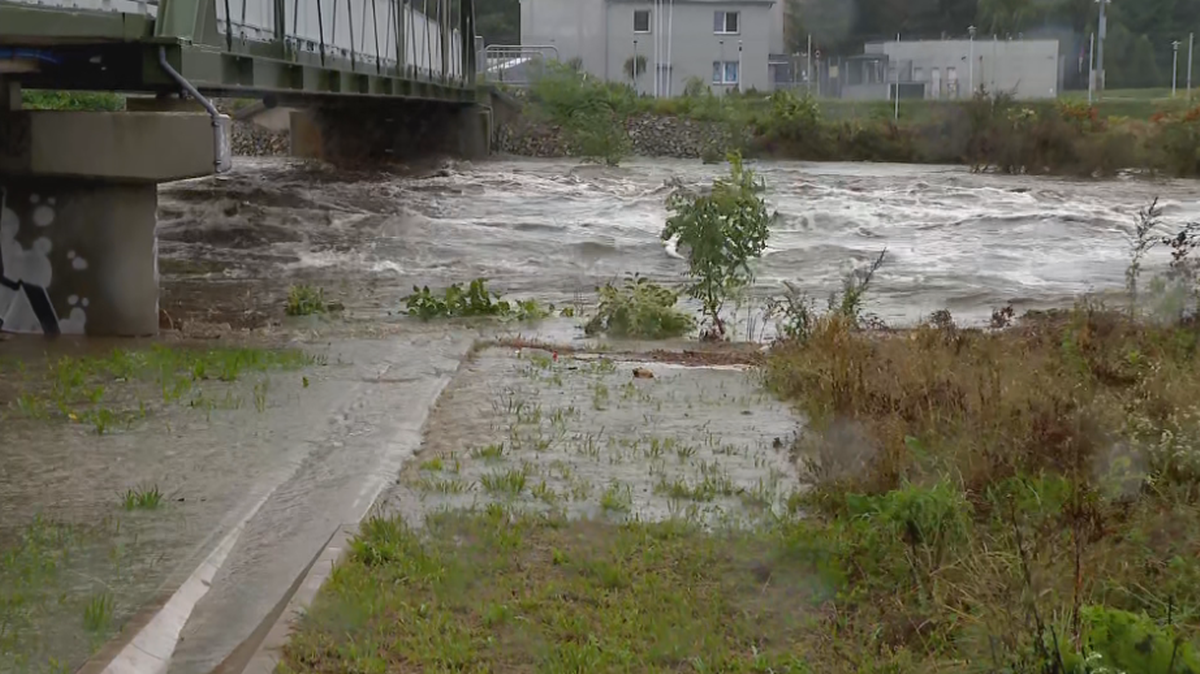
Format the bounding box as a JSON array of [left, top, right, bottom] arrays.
[[1, 179, 158, 336], [0, 95, 230, 336]]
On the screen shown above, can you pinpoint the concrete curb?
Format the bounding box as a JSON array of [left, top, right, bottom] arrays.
[[79, 489, 276, 674], [229, 369, 460, 673], [225, 525, 355, 674]]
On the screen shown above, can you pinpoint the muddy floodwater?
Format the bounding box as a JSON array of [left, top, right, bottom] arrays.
[[158, 157, 1200, 331], [3, 156, 1199, 674]]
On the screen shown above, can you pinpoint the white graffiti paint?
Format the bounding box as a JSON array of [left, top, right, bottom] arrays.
[[0, 189, 88, 335], [68, 249, 89, 271], [60, 293, 87, 334]]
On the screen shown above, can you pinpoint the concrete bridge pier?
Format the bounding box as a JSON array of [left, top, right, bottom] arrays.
[[0, 99, 230, 336], [289, 101, 491, 163]]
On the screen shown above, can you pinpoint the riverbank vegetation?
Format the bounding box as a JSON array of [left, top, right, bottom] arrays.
[[512, 66, 1200, 177], [281, 199, 1200, 672], [402, 278, 557, 322]]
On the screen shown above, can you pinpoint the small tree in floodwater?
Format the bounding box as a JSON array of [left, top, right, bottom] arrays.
[[662, 152, 770, 339]]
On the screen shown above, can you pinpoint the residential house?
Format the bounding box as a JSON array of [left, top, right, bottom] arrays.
[[520, 0, 780, 94]]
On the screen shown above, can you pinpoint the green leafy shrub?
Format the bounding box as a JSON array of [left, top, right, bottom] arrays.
[[529, 65, 633, 166], [583, 275, 695, 339], [661, 152, 770, 339], [1056, 606, 1200, 674], [403, 278, 551, 322], [1153, 106, 1200, 178]]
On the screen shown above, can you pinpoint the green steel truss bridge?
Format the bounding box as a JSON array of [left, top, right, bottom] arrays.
[[0, 0, 479, 104], [0, 0, 487, 340]]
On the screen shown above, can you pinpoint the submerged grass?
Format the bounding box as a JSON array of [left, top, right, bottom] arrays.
[[1, 344, 318, 434], [0, 515, 136, 673]]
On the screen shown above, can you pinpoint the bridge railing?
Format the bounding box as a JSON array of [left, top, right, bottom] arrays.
[[0, 0, 477, 96], [214, 0, 463, 82]]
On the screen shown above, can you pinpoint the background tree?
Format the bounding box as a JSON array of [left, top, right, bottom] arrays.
[[474, 0, 520, 46]]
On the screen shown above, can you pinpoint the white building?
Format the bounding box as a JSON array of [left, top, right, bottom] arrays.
[[520, 0, 784, 94], [870, 38, 1062, 100]]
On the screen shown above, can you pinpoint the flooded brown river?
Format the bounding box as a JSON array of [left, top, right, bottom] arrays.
[[158, 157, 1200, 331], [2, 156, 1199, 674]]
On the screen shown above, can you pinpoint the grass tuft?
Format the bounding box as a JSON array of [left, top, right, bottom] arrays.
[[285, 284, 334, 317], [121, 486, 163, 511]]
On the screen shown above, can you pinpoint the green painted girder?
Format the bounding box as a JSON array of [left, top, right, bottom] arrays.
[[0, 3, 153, 42], [164, 44, 478, 103]]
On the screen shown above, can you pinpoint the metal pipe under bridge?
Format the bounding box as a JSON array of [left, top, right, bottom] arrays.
[[0, 0, 489, 338]]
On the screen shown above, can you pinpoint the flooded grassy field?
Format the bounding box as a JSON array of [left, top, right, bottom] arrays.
[[380, 345, 800, 526]]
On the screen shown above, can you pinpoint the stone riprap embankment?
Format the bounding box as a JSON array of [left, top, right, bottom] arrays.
[[494, 111, 741, 159], [225, 101, 740, 159]]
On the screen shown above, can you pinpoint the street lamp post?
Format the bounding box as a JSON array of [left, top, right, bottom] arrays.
[[968, 25, 977, 95], [1173, 40, 1181, 98]]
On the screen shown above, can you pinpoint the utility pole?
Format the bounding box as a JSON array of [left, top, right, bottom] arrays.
[[1173, 40, 1181, 98], [1088, 32, 1095, 104], [807, 33, 813, 95], [969, 25, 976, 95], [666, 0, 674, 96], [1189, 33, 1195, 101], [1095, 0, 1109, 98], [894, 33, 901, 120], [653, 0, 660, 97]]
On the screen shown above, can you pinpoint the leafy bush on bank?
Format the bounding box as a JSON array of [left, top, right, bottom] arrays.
[[403, 279, 551, 322], [511, 70, 1200, 177], [583, 275, 695, 339]]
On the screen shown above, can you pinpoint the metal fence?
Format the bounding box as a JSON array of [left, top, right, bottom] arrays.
[[479, 45, 559, 87]]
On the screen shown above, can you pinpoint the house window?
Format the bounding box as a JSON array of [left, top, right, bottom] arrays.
[[712, 60, 738, 84], [713, 11, 739, 34], [634, 10, 650, 33]]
